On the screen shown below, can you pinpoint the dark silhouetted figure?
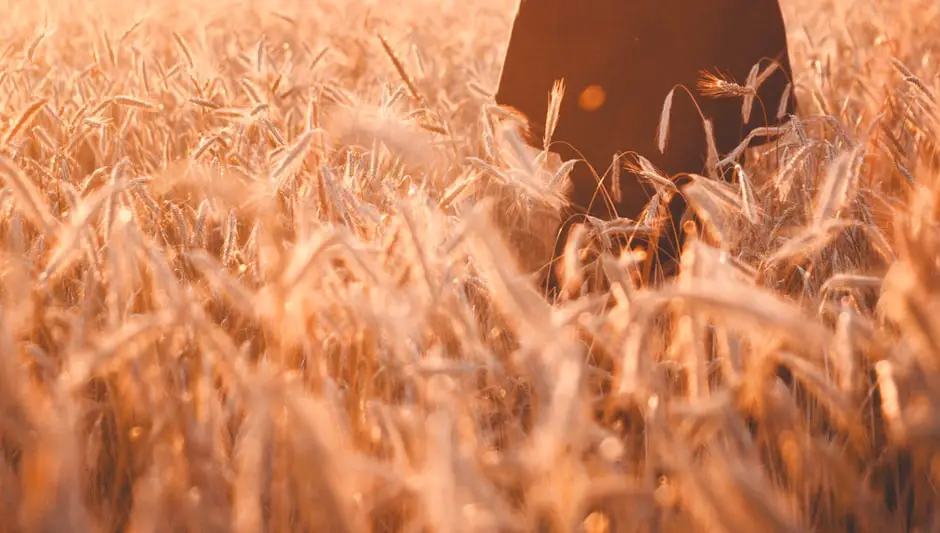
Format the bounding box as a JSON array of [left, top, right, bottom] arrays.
[[495, 0, 798, 298]]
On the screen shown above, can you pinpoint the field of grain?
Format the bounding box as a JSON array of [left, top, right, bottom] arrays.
[[0, 0, 939, 531]]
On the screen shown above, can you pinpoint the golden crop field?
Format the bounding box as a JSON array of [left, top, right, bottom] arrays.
[[0, 0, 938, 531]]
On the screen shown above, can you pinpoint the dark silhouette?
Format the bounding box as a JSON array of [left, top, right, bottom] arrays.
[[495, 0, 798, 297]]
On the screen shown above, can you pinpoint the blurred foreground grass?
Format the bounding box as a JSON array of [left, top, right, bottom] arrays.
[[1, 0, 940, 531]]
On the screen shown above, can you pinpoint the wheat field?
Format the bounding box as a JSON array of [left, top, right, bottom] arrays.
[[0, 0, 939, 531]]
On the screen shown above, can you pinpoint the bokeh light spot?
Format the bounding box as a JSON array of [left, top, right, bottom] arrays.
[[578, 84, 606, 111]]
